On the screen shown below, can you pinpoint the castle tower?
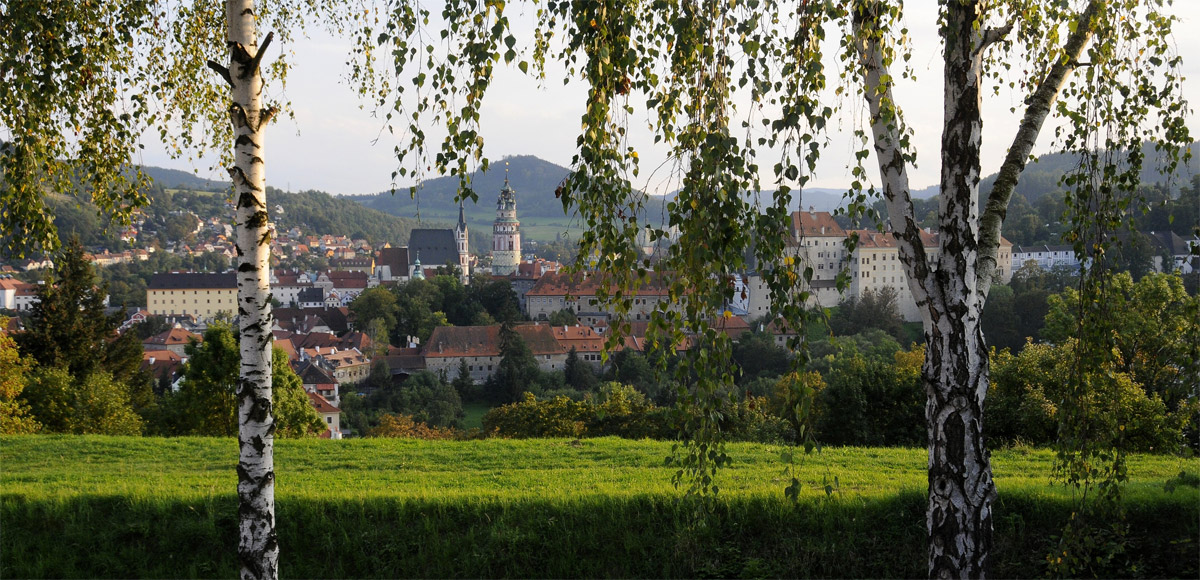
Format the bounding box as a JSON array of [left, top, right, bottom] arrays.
[[491, 165, 521, 276], [455, 201, 470, 280]]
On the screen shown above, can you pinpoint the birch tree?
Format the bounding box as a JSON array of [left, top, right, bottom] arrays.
[[2, 2, 375, 578], [377, 0, 1189, 577]]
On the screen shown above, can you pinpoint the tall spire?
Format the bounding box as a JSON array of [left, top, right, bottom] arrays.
[[504, 160, 510, 188], [457, 200, 466, 230]]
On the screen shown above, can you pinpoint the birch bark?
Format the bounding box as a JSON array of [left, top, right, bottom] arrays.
[[852, 1, 1096, 577], [224, 1, 278, 578]]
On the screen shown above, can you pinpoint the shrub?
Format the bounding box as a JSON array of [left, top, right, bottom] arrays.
[[368, 414, 460, 440]]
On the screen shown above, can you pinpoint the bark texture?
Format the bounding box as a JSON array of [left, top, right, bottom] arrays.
[[225, 1, 278, 578], [855, 1, 996, 576], [854, 1, 1102, 576]]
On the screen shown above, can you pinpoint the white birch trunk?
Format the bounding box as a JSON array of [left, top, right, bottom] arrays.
[[855, 2, 995, 577], [224, 1, 277, 578], [854, 1, 1099, 576]]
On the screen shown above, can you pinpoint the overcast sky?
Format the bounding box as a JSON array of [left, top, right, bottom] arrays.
[[134, 1, 1200, 198]]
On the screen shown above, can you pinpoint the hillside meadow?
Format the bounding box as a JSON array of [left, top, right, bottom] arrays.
[[2, 435, 1196, 578]]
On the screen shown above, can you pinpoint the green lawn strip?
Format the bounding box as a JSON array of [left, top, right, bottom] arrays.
[[2, 436, 1196, 578], [459, 402, 492, 430]]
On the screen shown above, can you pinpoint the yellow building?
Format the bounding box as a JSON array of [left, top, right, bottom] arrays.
[[146, 272, 238, 320]]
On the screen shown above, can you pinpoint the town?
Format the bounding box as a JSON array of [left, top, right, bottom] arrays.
[[3, 162, 1197, 443]]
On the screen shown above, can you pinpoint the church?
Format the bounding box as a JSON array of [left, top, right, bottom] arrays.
[[406, 203, 470, 284]]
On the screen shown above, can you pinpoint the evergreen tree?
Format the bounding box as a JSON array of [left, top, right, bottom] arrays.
[[16, 237, 123, 378], [488, 322, 540, 404], [564, 347, 598, 392]]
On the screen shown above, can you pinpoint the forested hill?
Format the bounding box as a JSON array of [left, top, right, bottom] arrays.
[[346, 155, 860, 237], [44, 169, 429, 250], [135, 165, 229, 192], [911, 142, 1199, 200], [268, 188, 430, 245], [345, 155, 575, 226]]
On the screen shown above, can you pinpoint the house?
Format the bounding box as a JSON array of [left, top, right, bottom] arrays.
[[300, 346, 371, 386], [306, 391, 343, 440], [296, 361, 340, 405], [142, 326, 202, 356], [271, 270, 314, 307], [502, 258, 563, 311], [330, 257, 374, 273], [524, 271, 672, 322], [1012, 244, 1079, 270], [375, 246, 411, 283], [549, 324, 607, 368], [382, 346, 426, 381], [0, 277, 36, 311], [141, 350, 186, 391]]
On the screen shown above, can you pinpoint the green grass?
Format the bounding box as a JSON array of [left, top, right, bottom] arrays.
[[2, 436, 1197, 578], [460, 402, 492, 430]]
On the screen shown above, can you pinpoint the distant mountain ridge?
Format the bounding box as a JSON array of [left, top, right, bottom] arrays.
[[136, 165, 229, 192], [345, 155, 863, 239], [911, 143, 1199, 199]]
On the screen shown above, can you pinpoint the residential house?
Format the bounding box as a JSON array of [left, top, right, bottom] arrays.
[[143, 326, 202, 356], [296, 361, 340, 406], [306, 391, 343, 439], [524, 271, 672, 322]]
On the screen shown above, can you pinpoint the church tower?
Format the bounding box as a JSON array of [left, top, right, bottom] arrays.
[[491, 165, 521, 276], [455, 201, 470, 281]]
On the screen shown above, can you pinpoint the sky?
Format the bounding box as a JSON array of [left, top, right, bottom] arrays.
[[133, 1, 1200, 199]]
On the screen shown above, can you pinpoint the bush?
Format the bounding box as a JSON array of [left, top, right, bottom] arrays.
[[368, 414, 460, 440], [481, 384, 793, 443], [987, 340, 1193, 452]]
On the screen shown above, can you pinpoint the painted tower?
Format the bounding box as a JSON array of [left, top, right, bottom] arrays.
[[491, 166, 521, 276]]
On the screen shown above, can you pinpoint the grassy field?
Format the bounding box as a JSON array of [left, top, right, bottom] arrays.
[[2, 435, 1196, 578]]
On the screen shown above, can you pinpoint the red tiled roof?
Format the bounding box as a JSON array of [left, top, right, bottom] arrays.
[[144, 327, 201, 347], [525, 271, 671, 298], [141, 349, 184, 379], [307, 391, 341, 414], [792, 211, 846, 238]]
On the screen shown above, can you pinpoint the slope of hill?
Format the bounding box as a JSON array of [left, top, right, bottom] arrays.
[[911, 143, 1199, 199], [268, 188, 427, 245], [348, 155, 861, 241], [136, 165, 229, 192]]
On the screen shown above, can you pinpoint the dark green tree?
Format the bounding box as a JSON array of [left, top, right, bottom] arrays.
[[487, 322, 541, 404], [564, 347, 599, 392], [732, 330, 791, 385], [547, 308, 579, 326], [169, 323, 322, 438], [827, 286, 905, 342], [452, 358, 480, 402], [16, 238, 125, 379]]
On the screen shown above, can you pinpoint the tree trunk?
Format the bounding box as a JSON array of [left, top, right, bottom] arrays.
[[853, 1, 998, 576], [923, 5, 997, 577], [225, 1, 278, 578]]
